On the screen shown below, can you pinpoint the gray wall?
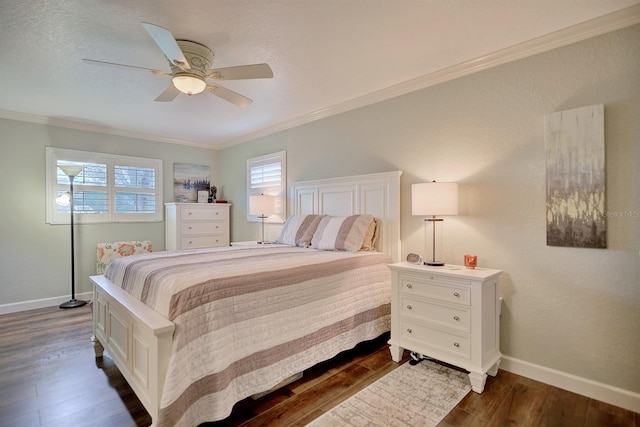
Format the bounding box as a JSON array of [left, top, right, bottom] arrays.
[[0, 120, 218, 305], [220, 25, 640, 393]]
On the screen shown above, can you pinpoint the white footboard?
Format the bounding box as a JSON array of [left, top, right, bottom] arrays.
[[90, 275, 175, 425]]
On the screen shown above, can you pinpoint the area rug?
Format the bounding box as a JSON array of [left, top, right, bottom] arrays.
[[308, 360, 471, 426]]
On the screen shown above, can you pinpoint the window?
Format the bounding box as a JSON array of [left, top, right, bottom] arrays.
[[46, 147, 163, 224], [246, 151, 286, 223]]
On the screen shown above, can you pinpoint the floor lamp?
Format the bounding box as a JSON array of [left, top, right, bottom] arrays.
[[57, 165, 87, 309], [411, 181, 458, 266], [249, 194, 276, 244]]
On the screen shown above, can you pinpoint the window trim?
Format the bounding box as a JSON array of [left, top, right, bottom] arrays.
[[246, 151, 286, 224], [46, 147, 163, 224]]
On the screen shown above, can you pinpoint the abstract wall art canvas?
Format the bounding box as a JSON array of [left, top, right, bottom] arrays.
[[545, 104, 606, 248], [173, 163, 210, 203]]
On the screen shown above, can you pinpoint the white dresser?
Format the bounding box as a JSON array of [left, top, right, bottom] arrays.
[[388, 262, 502, 393], [165, 203, 230, 250]]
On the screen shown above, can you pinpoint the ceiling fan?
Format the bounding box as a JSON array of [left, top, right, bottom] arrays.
[[84, 23, 273, 107]]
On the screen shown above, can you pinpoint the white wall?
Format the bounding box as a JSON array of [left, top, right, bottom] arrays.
[[219, 24, 640, 395], [0, 120, 218, 306]]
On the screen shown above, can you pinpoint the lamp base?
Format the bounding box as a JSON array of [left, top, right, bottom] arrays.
[[424, 261, 445, 267], [60, 299, 88, 309]]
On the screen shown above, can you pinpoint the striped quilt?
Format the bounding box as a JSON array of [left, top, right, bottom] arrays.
[[104, 244, 393, 427]]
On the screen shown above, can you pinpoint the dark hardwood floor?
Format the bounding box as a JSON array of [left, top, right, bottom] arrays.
[[1, 305, 638, 427]]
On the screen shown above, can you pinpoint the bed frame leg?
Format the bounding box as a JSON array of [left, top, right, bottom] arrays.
[[91, 335, 104, 358]]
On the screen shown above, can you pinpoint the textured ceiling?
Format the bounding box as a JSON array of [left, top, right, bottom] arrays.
[[0, 0, 638, 149]]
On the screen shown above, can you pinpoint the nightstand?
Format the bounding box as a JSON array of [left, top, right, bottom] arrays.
[[388, 262, 502, 393]]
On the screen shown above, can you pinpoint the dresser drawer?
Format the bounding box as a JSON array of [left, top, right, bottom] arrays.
[[399, 274, 470, 306], [180, 221, 226, 235], [401, 320, 470, 359], [180, 235, 227, 249], [180, 205, 228, 221], [400, 295, 470, 332]]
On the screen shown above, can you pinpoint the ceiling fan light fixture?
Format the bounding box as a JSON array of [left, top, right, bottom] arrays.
[[172, 75, 206, 95]]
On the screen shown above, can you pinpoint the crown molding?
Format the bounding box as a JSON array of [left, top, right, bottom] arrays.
[[219, 3, 640, 149], [0, 109, 214, 150]]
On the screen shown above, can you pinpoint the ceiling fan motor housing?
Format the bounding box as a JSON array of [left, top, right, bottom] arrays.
[[170, 40, 214, 79]]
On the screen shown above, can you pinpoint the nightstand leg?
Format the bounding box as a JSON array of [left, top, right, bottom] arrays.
[[468, 371, 487, 393], [389, 344, 404, 362], [487, 359, 501, 377]]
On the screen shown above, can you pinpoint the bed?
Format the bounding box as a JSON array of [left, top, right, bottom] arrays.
[[90, 171, 402, 426]]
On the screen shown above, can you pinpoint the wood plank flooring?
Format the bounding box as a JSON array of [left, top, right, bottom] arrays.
[[0, 305, 638, 426]]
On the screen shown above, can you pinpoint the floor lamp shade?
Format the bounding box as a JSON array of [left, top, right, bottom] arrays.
[[249, 194, 276, 244], [58, 165, 87, 309], [412, 182, 458, 266]]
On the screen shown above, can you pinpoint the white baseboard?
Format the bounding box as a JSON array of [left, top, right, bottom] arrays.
[[501, 355, 640, 413], [0, 292, 93, 315]]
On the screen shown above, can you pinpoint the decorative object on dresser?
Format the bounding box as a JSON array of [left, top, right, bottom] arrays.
[[165, 202, 230, 250], [208, 185, 217, 203], [56, 164, 87, 309], [411, 181, 458, 266], [249, 194, 276, 244], [388, 262, 502, 393], [464, 254, 477, 269]]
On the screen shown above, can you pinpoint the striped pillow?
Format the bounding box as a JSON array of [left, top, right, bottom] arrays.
[[311, 214, 377, 252], [276, 215, 323, 247]]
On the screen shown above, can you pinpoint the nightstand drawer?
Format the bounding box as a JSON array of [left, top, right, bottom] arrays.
[[180, 206, 228, 221], [180, 235, 226, 249], [180, 221, 226, 235], [399, 275, 470, 305], [401, 320, 470, 359], [400, 296, 470, 332]]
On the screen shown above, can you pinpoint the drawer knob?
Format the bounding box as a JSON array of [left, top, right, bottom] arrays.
[[216, 211, 219, 215], [453, 342, 460, 348], [188, 212, 192, 215], [406, 305, 412, 310], [453, 316, 460, 321], [188, 226, 192, 229], [406, 328, 412, 334], [406, 283, 413, 289], [453, 292, 460, 297]]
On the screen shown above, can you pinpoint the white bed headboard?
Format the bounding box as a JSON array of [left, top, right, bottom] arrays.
[[289, 171, 402, 262]]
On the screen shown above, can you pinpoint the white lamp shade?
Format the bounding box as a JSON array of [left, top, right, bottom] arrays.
[[249, 194, 276, 216], [411, 182, 458, 216], [58, 165, 84, 177], [172, 75, 206, 95]]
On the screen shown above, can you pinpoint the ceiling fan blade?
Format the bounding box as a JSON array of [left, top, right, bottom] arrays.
[[83, 59, 170, 76], [207, 63, 273, 80], [206, 84, 252, 107], [154, 85, 181, 102], [142, 22, 191, 70]]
